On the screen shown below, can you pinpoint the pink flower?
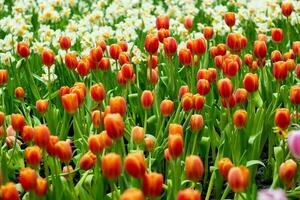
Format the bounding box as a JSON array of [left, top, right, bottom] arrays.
[[288, 130, 300, 159]]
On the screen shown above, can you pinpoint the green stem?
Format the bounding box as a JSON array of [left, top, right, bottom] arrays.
[[205, 171, 216, 200], [144, 110, 147, 134], [220, 184, 231, 200]]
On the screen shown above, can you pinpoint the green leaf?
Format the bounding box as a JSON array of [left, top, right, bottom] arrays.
[[246, 160, 265, 168]]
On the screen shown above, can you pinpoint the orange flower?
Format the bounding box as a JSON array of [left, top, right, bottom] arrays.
[[54, 141, 72, 163], [120, 188, 144, 200], [163, 37, 177, 57], [0, 112, 4, 127], [290, 85, 300, 104], [34, 177, 48, 197], [92, 110, 101, 128], [147, 55, 158, 69], [109, 96, 126, 116], [79, 152, 97, 170], [101, 153, 122, 180], [61, 93, 79, 114], [273, 61, 288, 81], [15, 87, 25, 100], [271, 28, 283, 43], [21, 125, 34, 143], [177, 188, 201, 200], [243, 73, 259, 93], [34, 125, 50, 148], [143, 172, 163, 197], [185, 155, 204, 181], [109, 44, 122, 60], [90, 47, 103, 62], [168, 134, 183, 158], [218, 158, 234, 180], [88, 134, 104, 155], [156, 15, 169, 30], [184, 16, 193, 30], [90, 83, 105, 102], [281, 1, 293, 17], [244, 54, 253, 67], [228, 166, 249, 193], [235, 88, 248, 104], [19, 168, 37, 191], [271, 50, 283, 63], [25, 146, 42, 167], [77, 59, 90, 77], [64, 52, 78, 70], [59, 35, 71, 50], [11, 113, 25, 132], [157, 28, 170, 43], [0, 69, 8, 86], [253, 40, 267, 59], [193, 94, 205, 111], [41, 49, 55, 67], [121, 63, 134, 80], [203, 26, 214, 40], [190, 114, 204, 132], [118, 52, 130, 65], [279, 159, 297, 188], [181, 93, 194, 112], [217, 78, 233, 98], [275, 108, 290, 130], [99, 130, 113, 149], [1, 182, 19, 200], [233, 109, 247, 128], [131, 126, 145, 145], [224, 12, 235, 27], [104, 113, 125, 140], [178, 48, 192, 66], [160, 99, 174, 117], [96, 40, 107, 52], [145, 136, 155, 152], [98, 57, 110, 71], [46, 135, 59, 156], [17, 41, 30, 58], [169, 123, 183, 136], [118, 40, 128, 52], [141, 90, 154, 109], [125, 152, 146, 179], [187, 38, 206, 56], [179, 85, 190, 98], [145, 34, 159, 54], [36, 99, 49, 114], [221, 95, 236, 109]]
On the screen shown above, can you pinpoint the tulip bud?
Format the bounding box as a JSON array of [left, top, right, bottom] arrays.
[[181, 93, 194, 112], [179, 48, 192, 66], [77, 59, 90, 76], [147, 55, 158, 69], [157, 28, 169, 43], [235, 88, 248, 104], [54, 141, 72, 163], [35, 177, 48, 197], [187, 38, 206, 56], [203, 26, 214, 40], [101, 153, 122, 180], [271, 28, 283, 44], [11, 113, 25, 132], [169, 123, 183, 136], [275, 108, 290, 130], [279, 159, 297, 188], [254, 40, 267, 59], [168, 134, 183, 158], [0, 69, 8, 86], [120, 188, 144, 200], [160, 99, 174, 117], [273, 61, 288, 81], [90, 47, 103, 63], [224, 12, 235, 27], [214, 55, 223, 69], [156, 15, 169, 30], [292, 41, 300, 55], [210, 46, 218, 58], [45, 135, 59, 156], [15, 87, 25, 100], [145, 136, 155, 152], [109, 96, 126, 117], [190, 114, 204, 133], [109, 44, 122, 60], [41, 49, 55, 67], [21, 125, 34, 143], [290, 85, 300, 104], [197, 79, 210, 96], [125, 152, 146, 179], [185, 155, 204, 181], [104, 113, 125, 140], [243, 73, 259, 93], [145, 34, 159, 55], [233, 109, 247, 128], [25, 146, 42, 167], [92, 110, 101, 128], [221, 95, 236, 109], [244, 54, 253, 67], [147, 68, 158, 85], [1, 182, 19, 200], [19, 168, 37, 191], [281, 1, 293, 17], [98, 57, 110, 71], [283, 50, 294, 61], [34, 125, 50, 148], [177, 188, 201, 200], [141, 90, 154, 109], [193, 94, 205, 111], [36, 99, 49, 114], [90, 83, 105, 102], [131, 126, 144, 145], [183, 16, 193, 30], [143, 172, 163, 197], [218, 157, 234, 180], [118, 40, 128, 52], [228, 166, 249, 193], [61, 93, 79, 114], [217, 78, 233, 98], [271, 50, 283, 63], [64, 52, 78, 70], [88, 134, 104, 155], [121, 63, 134, 80], [79, 151, 97, 170], [118, 52, 130, 66], [59, 35, 71, 50], [163, 37, 177, 57], [17, 41, 30, 58], [179, 85, 190, 98]]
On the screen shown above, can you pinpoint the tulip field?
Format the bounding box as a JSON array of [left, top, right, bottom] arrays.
[[1, 0, 300, 199]]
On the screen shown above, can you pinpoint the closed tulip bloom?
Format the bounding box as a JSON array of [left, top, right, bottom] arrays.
[[11, 113, 25, 132], [41, 49, 55, 67], [117, 71, 126, 86], [168, 134, 183, 158], [208, 68, 217, 83], [54, 141, 72, 163], [101, 153, 122, 180], [59, 35, 71, 50], [288, 130, 300, 159], [217, 78, 233, 98], [17, 41, 30, 58], [157, 28, 169, 43], [181, 93, 194, 112], [109, 96, 126, 117], [79, 152, 97, 170], [0, 112, 4, 127], [118, 40, 128, 52], [46, 135, 59, 156], [210, 46, 218, 58], [271, 50, 283, 63], [121, 63, 134, 80], [197, 69, 209, 82], [163, 37, 177, 57], [64, 52, 78, 70], [286, 59, 295, 71], [141, 90, 154, 109], [21, 125, 34, 143], [244, 54, 253, 67], [281, 1, 293, 17], [145, 34, 159, 54], [273, 61, 288, 81], [36, 99, 49, 114], [131, 126, 144, 145], [271, 28, 283, 43], [104, 113, 125, 140], [160, 99, 174, 117], [235, 88, 248, 104], [290, 85, 300, 104], [185, 155, 204, 181], [118, 52, 130, 65], [1, 182, 19, 200], [203, 26, 214, 40], [77, 59, 90, 76], [61, 93, 79, 114], [197, 79, 210, 96], [88, 134, 104, 155], [179, 48, 192, 66], [169, 123, 183, 136], [224, 12, 235, 27], [218, 158, 234, 180], [92, 110, 101, 128], [147, 68, 158, 85], [221, 95, 236, 109], [109, 44, 122, 60], [179, 85, 190, 98], [98, 57, 110, 71], [145, 136, 155, 152], [184, 16, 193, 30], [177, 188, 201, 200], [143, 172, 163, 197], [243, 73, 259, 93], [156, 15, 169, 30], [275, 108, 290, 130], [90, 83, 105, 102], [125, 153, 146, 179], [34, 125, 50, 148], [292, 41, 300, 55], [233, 109, 247, 128], [187, 38, 206, 56], [283, 50, 294, 61], [254, 40, 267, 59], [99, 131, 113, 149], [190, 114, 204, 133], [279, 159, 297, 188], [90, 47, 103, 63], [0, 69, 8, 86], [15, 87, 25, 100], [19, 168, 37, 191], [120, 188, 144, 200], [34, 177, 48, 197], [25, 146, 41, 167], [228, 166, 250, 192]]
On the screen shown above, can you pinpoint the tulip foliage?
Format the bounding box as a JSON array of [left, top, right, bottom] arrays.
[[0, 1, 300, 200]]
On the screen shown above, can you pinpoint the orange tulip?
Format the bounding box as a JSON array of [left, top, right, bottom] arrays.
[[34, 125, 50, 148], [19, 168, 37, 191], [190, 114, 204, 132], [11, 113, 25, 132], [168, 134, 183, 158], [109, 44, 122, 60], [169, 123, 183, 136], [96, 40, 107, 52], [275, 108, 290, 130], [90, 83, 105, 102], [197, 79, 210, 96], [203, 26, 214, 40], [120, 188, 144, 200], [141, 90, 154, 109], [193, 94, 205, 111], [101, 153, 122, 180], [181, 93, 194, 112], [179, 85, 190, 98], [79, 152, 97, 170], [0, 112, 4, 127], [21, 125, 34, 143], [281, 1, 293, 17], [145, 34, 159, 55], [118, 40, 128, 52], [131, 126, 145, 145], [64, 52, 78, 70], [228, 166, 249, 193], [17, 41, 30, 58], [290, 85, 300, 104], [145, 136, 155, 152], [143, 172, 163, 197], [36, 99, 49, 114], [177, 188, 201, 200], [279, 159, 297, 188], [233, 109, 247, 128], [104, 113, 125, 140], [224, 12, 235, 27], [243, 73, 259, 93], [156, 15, 169, 30], [185, 155, 204, 181], [271, 28, 283, 43], [1, 182, 20, 200], [163, 37, 177, 57], [59, 35, 71, 50], [15, 87, 25, 100], [187, 38, 206, 56], [157, 28, 170, 43], [41, 49, 55, 67], [273, 61, 288, 81], [90, 46, 103, 62], [34, 177, 48, 197], [98, 57, 110, 71], [253, 40, 267, 59], [121, 63, 134, 80], [88, 134, 104, 155], [0, 69, 8, 86], [235, 88, 248, 104], [184, 16, 193, 30], [271, 50, 283, 63], [25, 146, 41, 167], [109, 96, 126, 117], [218, 157, 234, 180], [54, 141, 72, 163], [125, 152, 146, 179], [160, 99, 174, 117], [118, 52, 130, 65], [46, 135, 59, 156], [61, 93, 79, 114], [217, 78, 233, 98], [178, 48, 192, 66]]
